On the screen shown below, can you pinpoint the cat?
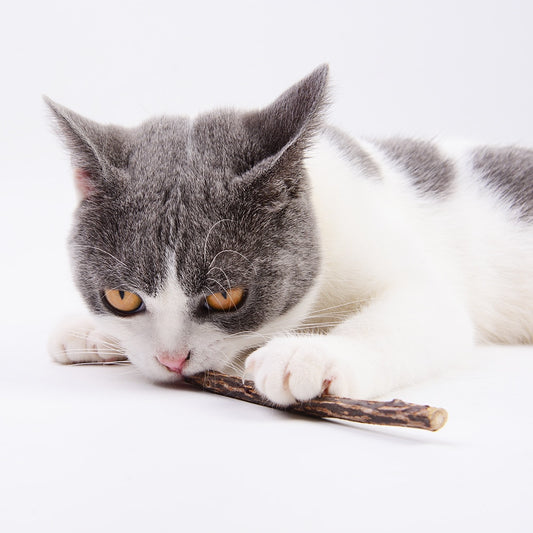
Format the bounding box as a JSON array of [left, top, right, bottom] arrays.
[[46, 65, 533, 405]]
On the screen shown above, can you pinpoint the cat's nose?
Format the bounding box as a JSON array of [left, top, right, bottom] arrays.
[[157, 351, 190, 374]]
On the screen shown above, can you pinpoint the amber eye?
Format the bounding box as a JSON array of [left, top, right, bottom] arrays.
[[205, 287, 245, 312], [104, 289, 144, 315]]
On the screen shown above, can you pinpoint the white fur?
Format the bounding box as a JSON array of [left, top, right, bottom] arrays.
[[48, 314, 126, 364], [50, 133, 533, 403]]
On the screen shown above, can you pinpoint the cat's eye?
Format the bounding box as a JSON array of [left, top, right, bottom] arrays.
[[103, 289, 144, 315], [205, 287, 245, 312]]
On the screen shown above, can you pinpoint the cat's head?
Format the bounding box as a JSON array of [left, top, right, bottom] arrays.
[[46, 65, 328, 381]]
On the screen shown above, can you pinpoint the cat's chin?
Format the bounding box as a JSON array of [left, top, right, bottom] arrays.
[[152, 372, 184, 384], [156, 363, 184, 380]]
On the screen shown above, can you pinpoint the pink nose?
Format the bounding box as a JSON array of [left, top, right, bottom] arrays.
[[157, 352, 190, 374]]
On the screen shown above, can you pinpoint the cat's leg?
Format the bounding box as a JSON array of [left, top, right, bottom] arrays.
[[245, 284, 474, 404], [48, 315, 127, 364]]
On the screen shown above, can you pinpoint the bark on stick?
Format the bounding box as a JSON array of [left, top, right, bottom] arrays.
[[183, 371, 448, 431]]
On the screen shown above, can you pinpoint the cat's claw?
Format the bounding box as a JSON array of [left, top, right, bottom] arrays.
[[48, 315, 127, 364], [245, 336, 353, 406]]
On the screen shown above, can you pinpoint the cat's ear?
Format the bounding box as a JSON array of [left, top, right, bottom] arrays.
[[242, 64, 329, 176], [44, 97, 127, 199]]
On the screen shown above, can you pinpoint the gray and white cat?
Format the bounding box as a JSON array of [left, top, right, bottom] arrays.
[[46, 65, 533, 404]]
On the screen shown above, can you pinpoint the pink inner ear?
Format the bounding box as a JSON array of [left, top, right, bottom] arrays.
[[74, 168, 94, 198]]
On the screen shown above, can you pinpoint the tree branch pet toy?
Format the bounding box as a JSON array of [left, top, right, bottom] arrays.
[[184, 371, 448, 431]]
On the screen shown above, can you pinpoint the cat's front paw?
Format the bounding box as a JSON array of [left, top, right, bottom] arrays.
[[48, 315, 127, 364], [245, 336, 354, 406]]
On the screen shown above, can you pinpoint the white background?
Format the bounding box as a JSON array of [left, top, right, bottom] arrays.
[[1, 1, 533, 532]]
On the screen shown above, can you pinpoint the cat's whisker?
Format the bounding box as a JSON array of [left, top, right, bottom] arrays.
[[216, 330, 272, 344], [219, 349, 245, 375], [306, 300, 365, 319], [104, 283, 145, 296], [301, 315, 354, 324], [205, 266, 233, 292], [202, 219, 235, 265], [310, 301, 366, 312], [203, 335, 262, 374], [63, 340, 124, 353], [205, 277, 231, 294], [70, 244, 130, 271], [222, 329, 268, 340], [305, 299, 373, 319], [202, 344, 236, 373], [296, 321, 345, 328], [72, 360, 131, 366], [61, 348, 125, 355], [226, 360, 245, 376], [64, 346, 125, 357], [64, 356, 128, 363], [303, 313, 353, 322], [65, 331, 123, 347], [59, 339, 124, 350], [66, 355, 127, 362], [208, 249, 257, 275]]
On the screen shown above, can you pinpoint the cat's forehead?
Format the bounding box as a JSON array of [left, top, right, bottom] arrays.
[[128, 111, 251, 182]]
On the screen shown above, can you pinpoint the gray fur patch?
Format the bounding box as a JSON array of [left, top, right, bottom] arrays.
[[472, 146, 533, 220], [376, 137, 455, 197], [324, 125, 381, 177]]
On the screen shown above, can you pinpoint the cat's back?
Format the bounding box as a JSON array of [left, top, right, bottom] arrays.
[[320, 125, 533, 219], [306, 127, 533, 343]]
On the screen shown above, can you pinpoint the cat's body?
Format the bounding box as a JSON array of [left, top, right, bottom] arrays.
[[47, 65, 533, 404]]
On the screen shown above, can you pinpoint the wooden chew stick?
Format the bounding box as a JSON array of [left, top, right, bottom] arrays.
[[183, 370, 448, 431]]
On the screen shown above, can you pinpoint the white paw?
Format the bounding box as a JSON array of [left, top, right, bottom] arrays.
[[48, 315, 126, 364], [245, 335, 354, 406]]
